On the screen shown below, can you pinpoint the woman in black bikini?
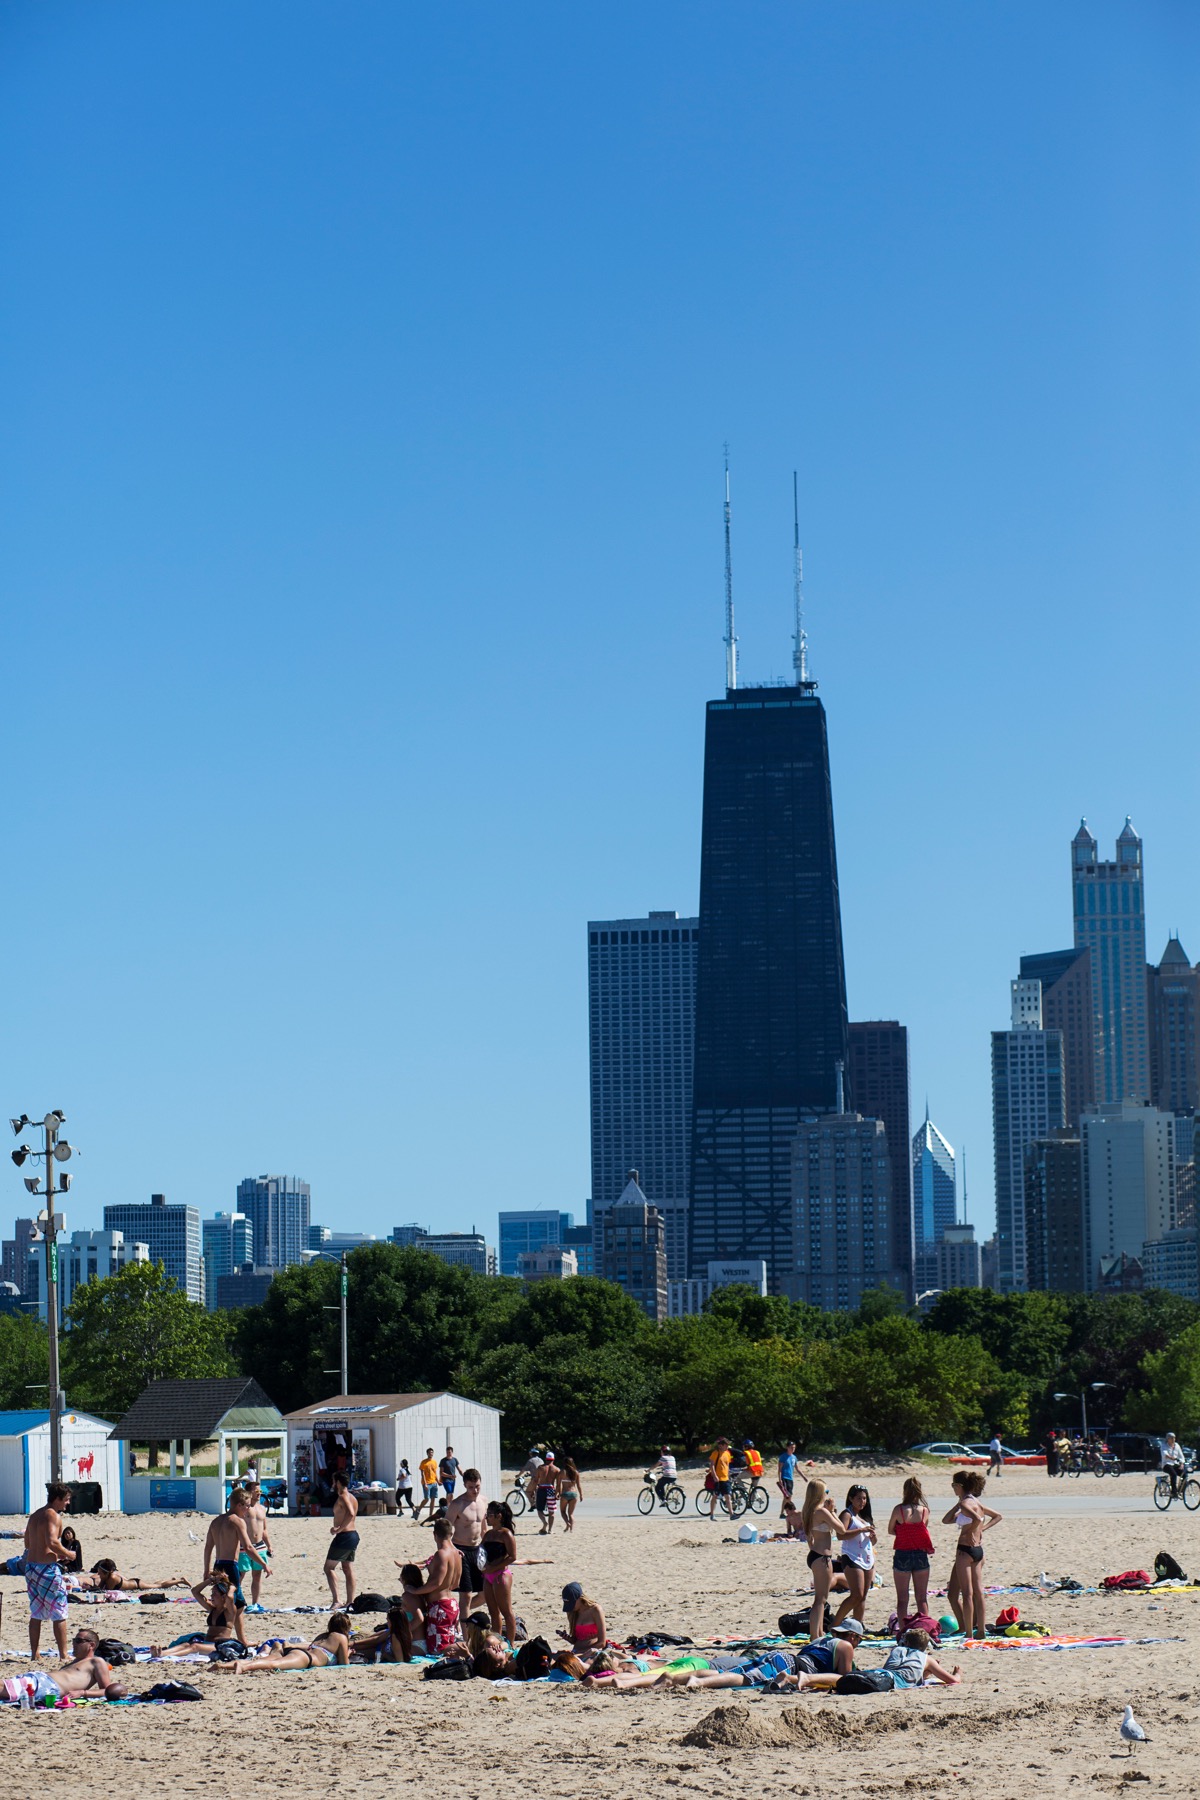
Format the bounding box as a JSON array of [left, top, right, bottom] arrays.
[[799, 1479, 850, 1640], [152, 1573, 250, 1661], [943, 1470, 1002, 1638], [229, 1612, 354, 1672]]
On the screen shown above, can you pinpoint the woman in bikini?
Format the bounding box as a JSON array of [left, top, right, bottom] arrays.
[[799, 1478, 850, 1640], [558, 1581, 607, 1656], [560, 1459, 583, 1532], [831, 1484, 876, 1629], [152, 1573, 249, 1661], [943, 1470, 1001, 1638], [480, 1500, 519, 1643], [888, 1475, 935, 1622], [81, 1558, 190, 1593], [229, 1612, 354, 1672]]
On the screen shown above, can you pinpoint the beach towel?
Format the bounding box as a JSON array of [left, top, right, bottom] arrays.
[[3, 1671, 60, 1705], [25, 1561, 69, 1623]]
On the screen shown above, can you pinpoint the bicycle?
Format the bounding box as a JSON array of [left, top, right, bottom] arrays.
[[1153, 1472, 1200, 1511], [505, 1484, 529, 1518], [694, 1482, 747, 1519], [637, 1471, 685, 1515]]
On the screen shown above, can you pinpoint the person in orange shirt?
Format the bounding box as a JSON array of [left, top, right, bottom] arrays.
[[707, 1438, 733, 1519], [415, 1448, 440, 1523]]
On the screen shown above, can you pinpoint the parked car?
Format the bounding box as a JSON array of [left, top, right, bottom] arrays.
[[910, 1441, 976, 1459], [1105, 1432, 1197, 1474]]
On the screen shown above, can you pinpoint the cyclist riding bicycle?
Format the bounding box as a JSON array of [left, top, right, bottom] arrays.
[[650, 1446, 678, 1505], [1161, 1433, 1186, 1498], [742, 1441, 764, 1482]]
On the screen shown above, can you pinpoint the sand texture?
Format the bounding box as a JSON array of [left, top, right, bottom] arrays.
[[2, 1461, 1199, 1797]]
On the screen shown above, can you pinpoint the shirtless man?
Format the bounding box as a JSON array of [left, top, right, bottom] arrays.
[[3, 1627, 130, 1702], [203, 1489, 269, 1610], [324, 1473, 360, 1605], [243, 1483, 273, 1610], [416, 1518, 463, 1656], [446, 1468, 487, 1613], [23, 1482, 76, 1658]]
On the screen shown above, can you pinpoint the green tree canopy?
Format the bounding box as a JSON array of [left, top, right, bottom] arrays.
[[478, 1274, 652, 1355], [63, 1261, 236, 1420], [0, 1311, 49, 1409], [462, 1334, 662, 1458], [1125, 1319, 1200, 1438], [824, 1315, 1006, 1453]]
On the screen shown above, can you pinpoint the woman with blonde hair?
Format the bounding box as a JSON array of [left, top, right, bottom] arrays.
[[943, 1469, 1002, 1638], [799, 1478, 848, 1640]]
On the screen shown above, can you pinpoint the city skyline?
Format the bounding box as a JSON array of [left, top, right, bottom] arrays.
[[3, 6, 1196, 1255]]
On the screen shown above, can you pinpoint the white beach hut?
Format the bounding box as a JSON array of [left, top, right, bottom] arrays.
[[0, 1409, 124, 1513], [285, 1392, 502, 1510]]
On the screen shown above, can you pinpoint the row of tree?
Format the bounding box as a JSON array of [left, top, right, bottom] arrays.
[[1, 1245, 1197, 1456]]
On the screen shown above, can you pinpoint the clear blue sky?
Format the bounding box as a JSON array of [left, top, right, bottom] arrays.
[[2, 2, 1196, 1248]]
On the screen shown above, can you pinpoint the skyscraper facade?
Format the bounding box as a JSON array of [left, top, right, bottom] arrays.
[[236, 1175, 311, 1270], [599, 1175, 667, 1322], [1018, 948, 1094, 1127], [588, 911, 698, 1281], [991, 979, 1066, 1292], [1024, 1131, 1085, 1292], [1081, 1100, 1179, 1290], [847, 1020, 913, 1293], [103, 1194, 203, 1303], [911, 1111, 956, 1292], [1148, 935, 1198, 1116], [202, 1212, 254, 1309], [498, 1210, 575, 1278], [791, 1111, 897, 1310], [688, 685, 848, 1289], [1072, 819, 1150, 1105]]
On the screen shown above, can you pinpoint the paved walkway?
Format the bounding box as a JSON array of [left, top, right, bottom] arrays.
[[554, 1483, 1178, 1522]]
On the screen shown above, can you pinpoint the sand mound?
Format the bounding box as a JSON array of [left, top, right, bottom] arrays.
[[681, 1695, 1117, 1752]]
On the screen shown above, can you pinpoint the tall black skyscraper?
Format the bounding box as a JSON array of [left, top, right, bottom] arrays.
[[688, 684, 849, 1288]]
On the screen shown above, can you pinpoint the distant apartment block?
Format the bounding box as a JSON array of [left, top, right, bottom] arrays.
[[599, 1176, 667, 1322], [390, 1225, 497, 1276], [103, 1194, 203, 1304], [236, 1175, 311, 1270], [847, 1020, 913, 1294], [498, 1210, 575, 1278]]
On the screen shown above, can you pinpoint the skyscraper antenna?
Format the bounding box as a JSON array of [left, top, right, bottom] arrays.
[[792, 470, 809, 685], [723, 445, 738, 692], [961, 1145, 967, 1225]]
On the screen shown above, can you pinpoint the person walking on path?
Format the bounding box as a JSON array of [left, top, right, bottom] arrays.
[[987, 1433, 1004, 1478], [395, 1457, 416, 1516], [560, 1458, 583, 1531], [534, 1452, 562, 1533], [323, 1472, 360, 1607], [23, 1481, 76, 1659]]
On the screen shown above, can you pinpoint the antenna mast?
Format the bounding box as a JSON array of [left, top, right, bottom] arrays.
[[792, 470, 809, 685], [723, 445, 737, 691], [961, 1146, 967, 1225]]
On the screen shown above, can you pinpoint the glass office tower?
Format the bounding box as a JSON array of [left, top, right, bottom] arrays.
[[688, 683, 848, 1289]]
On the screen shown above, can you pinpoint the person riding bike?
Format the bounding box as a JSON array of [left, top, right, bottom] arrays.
[[1161, 1433, 1186, 1499], [650, 1446, 677, 1505], [742, 1441, 764, 1483]]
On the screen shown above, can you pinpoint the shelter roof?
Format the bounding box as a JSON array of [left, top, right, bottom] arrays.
[[284, 1391, 499, 1422], [108, 1378, 284, 1442]]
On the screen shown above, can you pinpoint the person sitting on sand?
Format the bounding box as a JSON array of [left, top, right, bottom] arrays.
[[557, 1582, 607, 1655], [223, 1613, 354, 1673], [352, 1605, 414, 1664], [394, 1562, 428, 1646], [59, 1526, 84, 1574], [152, 1572, 250, 1661], [78, 1558, 190, 1593], [2, 1627, 130, 1703]]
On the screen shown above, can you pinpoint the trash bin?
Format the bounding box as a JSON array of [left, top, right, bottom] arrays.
[[65, 1480, 103, 1514]]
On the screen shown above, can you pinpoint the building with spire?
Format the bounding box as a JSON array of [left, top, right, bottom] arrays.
[[1072, 818, 1150, 1106], [1148, 934, 1198, 1117], [911, 1110, 956, 1292], [687, 470, 849, 1291], [599, 1173, 667, 1322]]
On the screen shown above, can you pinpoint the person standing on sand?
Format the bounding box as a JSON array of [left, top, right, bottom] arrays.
[[446, 1468, 488, 1613], [415, 1518, 463, 1655], [324, 1472, 360, 1606], [777, 1441, 798, 1510], [560, 1458, 583, 1531], [203, 1489, 269, 1609], [944, 1469, 1001, 1638], [23, 1482, 76, 1659], [887, 1475, 934, 1622], [415, 1447, 439, 1522], [243, 1483, 273, 1611], [534, 1452, 561, 1533], [706, 1438, 733, 1520]]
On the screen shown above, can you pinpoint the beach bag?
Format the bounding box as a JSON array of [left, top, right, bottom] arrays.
[[1101, 1569, 1151, 1591], [994, 1606, 1020, 1628], [514, 1636, 553, 1681], [1154, 1552, 1187, 1583], [136, 1593, 167, 1606], [423, 1658, 472, 1680], [777, 1613, 809, 1635], [143, 1682, 203, 1702], [350, 1592, 390, 1613], [96, 1639, 138, 1667], [703, 1470, 716, 1493], [896, 1611, 941, 1645], [834, 1670, 893, 1694]]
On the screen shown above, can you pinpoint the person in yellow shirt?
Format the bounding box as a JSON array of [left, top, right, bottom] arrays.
[[707, 1438, 733, 1519], [415, 1448, 440, 1523]]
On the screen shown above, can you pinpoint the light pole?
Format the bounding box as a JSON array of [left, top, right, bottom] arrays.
[[1054, 1383, 1113, 1443], [10, 1111, 76, 1485], [322, 1252, 350, 1393]]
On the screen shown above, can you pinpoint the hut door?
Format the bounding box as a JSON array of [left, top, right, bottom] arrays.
[[452, 1426, 475, 1474], [351, 1429, 372, 1484]]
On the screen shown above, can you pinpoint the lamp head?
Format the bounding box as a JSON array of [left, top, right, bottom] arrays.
[[11, 1146, 30, 1167], [10, 1115, 29, 1136]]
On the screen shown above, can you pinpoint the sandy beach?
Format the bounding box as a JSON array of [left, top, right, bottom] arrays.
[[2, 1460, 1199, 1797]]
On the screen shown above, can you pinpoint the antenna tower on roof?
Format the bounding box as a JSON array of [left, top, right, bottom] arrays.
[[723, 445, 738, 691], [792, 471, 810, 686]]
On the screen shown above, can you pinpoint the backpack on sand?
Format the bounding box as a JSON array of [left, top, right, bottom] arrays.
[[143, 1681, 203, 1702], [1154, 1552, 1187, 1584], [1101, 1569, 1151, 1591]]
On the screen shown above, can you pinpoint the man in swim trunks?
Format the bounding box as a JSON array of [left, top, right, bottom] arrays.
[[324, 1473, 360, 1605], [439, 1447, 460, 1497], [3, 1627, 130, 1701], [23, 1481, 77, 1658], [417, 1519, 463, 1655], [203, 1488, 269, 1610], [446, 1468, 487, 1611], [242, 1483, 273, 1610]]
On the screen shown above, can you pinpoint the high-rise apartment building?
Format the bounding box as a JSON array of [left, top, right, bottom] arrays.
[[33, 1228, 150, 1320], [991, 979, 1066, 1292], [911, 1111, 956, 1292], [688, 681, 848, 1288], [1, 1217, 38, 1301], [588, 912, 697, 1281], [1024, 1131, 1085, 1292], [498, 1210, 575, 1278], [1019, 948, 1094, 1127], [103, 1194, 203, 1303], [936, 1223, 982, 1291], [1148, 935, 1198, 1116], [846, 1021, 913, 1294], [599, 1176, 667, 1322], [236, 1175, 311, 1270], [389, 1225, 497, 1275], [1081, 1100, 1178, 1290], [791, 1111, 897, 1310], [202, 1212, 254, 1310], [1072, 819, 1150, 1105], [1142, 1226, 1199, 1300]]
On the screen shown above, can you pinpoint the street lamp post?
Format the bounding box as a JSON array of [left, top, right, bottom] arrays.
[[10, 1111, 76, 1486], [1054, 1382, 1115, 1444]]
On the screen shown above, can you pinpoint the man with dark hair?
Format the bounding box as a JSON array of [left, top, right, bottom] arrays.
[[415, 1518, 463, 1656], [446, 1469, 487, 1610], [2, 1627, 130, 1702], [324, 1472, 360, 1606], [23, 1482, 76, 1658]]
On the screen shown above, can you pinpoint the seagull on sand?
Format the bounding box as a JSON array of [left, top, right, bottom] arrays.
[[1120, 1705, 1150, 1754]]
